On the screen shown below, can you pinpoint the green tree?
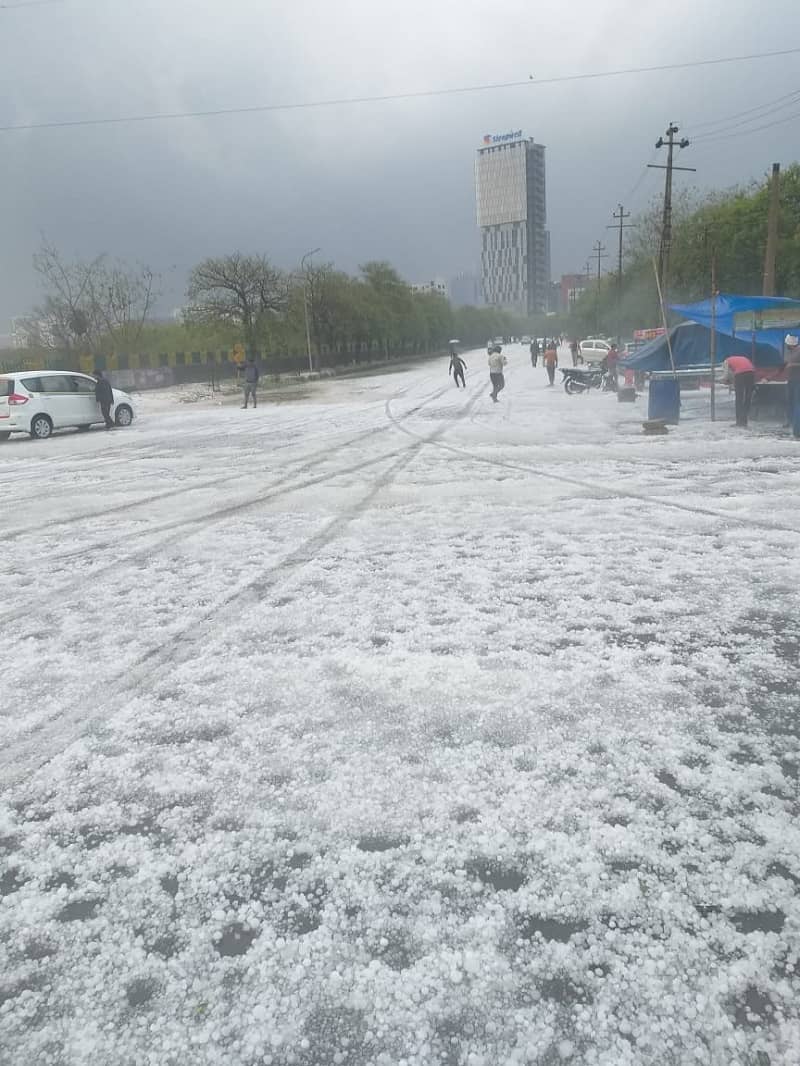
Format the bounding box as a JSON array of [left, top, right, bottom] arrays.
[[186, 253, 287, 350], [566, 164, 800, 340]]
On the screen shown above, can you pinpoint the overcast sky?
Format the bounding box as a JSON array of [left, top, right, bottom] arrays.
[[1, 0, 798, 326]]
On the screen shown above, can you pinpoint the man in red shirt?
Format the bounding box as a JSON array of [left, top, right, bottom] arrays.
[[543, 341, 558, 386], [724, 355, 756, 427]]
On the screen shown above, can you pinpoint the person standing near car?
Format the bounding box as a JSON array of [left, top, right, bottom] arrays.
[[544, 341, 558, 386], [94, 369, 115, 429], [570, 339, 580, 366], [488, 345, 507, 403], [241, 356, 259, 409], [723, 354, 756, 427]]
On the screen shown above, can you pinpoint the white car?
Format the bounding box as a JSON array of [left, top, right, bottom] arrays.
[[578, 338, 614, 364], [0, 370, 134, 441]]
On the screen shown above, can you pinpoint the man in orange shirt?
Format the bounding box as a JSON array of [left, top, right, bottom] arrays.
[[723, 355, 756, 427]]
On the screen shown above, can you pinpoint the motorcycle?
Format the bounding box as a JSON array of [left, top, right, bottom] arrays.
[[560, 363, 617, 395]]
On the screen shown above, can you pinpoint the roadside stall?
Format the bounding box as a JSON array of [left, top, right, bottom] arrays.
[[620, 295, 800, 423], [670, 295, 800, 421]]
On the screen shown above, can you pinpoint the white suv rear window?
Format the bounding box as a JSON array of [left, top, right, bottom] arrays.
[[0, 378, 12, 397]]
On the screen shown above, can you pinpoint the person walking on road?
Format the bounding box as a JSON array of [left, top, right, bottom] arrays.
[[723, 355, 756, 427], [785, 334, 800, 438], [530, 339, 540, 368], [488, 345, 507, 402], [94, 369, 115, 429], [606, 344, 620, 391], [449, 350, 467, 388], [241, 356, 259, 409], [569, 339, 580, 366], [544, 341, 558, 386]]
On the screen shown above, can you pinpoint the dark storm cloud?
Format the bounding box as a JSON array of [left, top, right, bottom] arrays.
[[1, 0, 798, 324]]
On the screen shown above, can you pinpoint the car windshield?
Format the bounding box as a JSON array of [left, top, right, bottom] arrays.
[[3, 8, 799, 1065]]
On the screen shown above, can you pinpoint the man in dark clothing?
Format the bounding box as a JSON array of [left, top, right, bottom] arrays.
[[94, 370, 115, 428], [449, 351, 467, 388], [241, 357, 259, 409], [530, 339, 540, 367]]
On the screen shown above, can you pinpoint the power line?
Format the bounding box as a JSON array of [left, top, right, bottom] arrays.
[[691, 107, 800, 146], [622, 150, 660, 207], [0, 0, 64, 8], [3, 46, 800, 132], [687, 85, 800, 134], [690, 90, 800, 142]]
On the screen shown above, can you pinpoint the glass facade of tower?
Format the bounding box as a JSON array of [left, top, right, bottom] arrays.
[[475, 139, 549, 314]]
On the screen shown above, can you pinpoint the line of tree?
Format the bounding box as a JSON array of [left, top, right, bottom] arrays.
[[17, 247, 533, 365], [14, 165, 800, 363], [565, 162, 800, 340], [184, 256, 532, 361]]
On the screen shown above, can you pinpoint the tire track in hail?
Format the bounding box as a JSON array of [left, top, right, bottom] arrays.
[[0, 403, 353, 487], [0, 380, 484, 791], [1, 374, 443, 541], [0, 376, 450, 627], [385, 391, 800, 535]]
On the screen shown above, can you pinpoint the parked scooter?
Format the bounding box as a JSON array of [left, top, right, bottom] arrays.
[[560, 361, 617, 395]]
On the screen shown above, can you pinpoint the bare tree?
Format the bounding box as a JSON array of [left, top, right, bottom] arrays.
[[186, 253, 287, 349], [29, 239, 159, 353]]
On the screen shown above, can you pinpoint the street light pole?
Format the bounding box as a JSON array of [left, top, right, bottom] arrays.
[[301, 248, 320, 374]]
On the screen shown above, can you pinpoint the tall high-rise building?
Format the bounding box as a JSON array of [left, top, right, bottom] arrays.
[[475, 134, 549, 314]]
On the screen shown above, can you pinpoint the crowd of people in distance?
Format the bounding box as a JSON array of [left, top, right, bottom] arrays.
[[229, 333, 800, 440]]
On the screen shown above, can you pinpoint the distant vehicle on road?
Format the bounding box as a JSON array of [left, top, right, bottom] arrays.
[[0, 370, 134, 441], [579, 338, 614, 364], [520, 335, 532, 345]]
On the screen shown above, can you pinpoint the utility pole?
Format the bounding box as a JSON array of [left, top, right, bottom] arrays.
[[763, 162, 781, 296], [648, 123, 695, 295], [710, 247, 718, 422], [703, 225, 719, 422], [607, 204, 632, 344], [592, 241, 608, 335]]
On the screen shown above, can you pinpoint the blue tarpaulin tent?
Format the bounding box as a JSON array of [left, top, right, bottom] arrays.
[[620, 322, 783, 371], [670, 294, 800, 353]]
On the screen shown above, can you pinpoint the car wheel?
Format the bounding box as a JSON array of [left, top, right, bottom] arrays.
[[115, 404, 133, 427], [0, 431, 10, 442], [30, 414, 53, 440]]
